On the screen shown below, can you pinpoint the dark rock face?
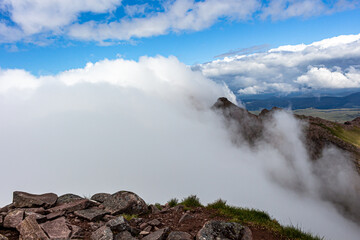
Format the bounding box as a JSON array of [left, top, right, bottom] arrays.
[[56, 193, 83, 205], [196, 220, 247, 240], [167, 231, 192, 240], [16, 215, 49, 240], [40, 217, 71, 239], [91, 193, 111, 203], [102, 191, 148, 215], [13, 192, 57, 208], [74, 208, 109, 221]]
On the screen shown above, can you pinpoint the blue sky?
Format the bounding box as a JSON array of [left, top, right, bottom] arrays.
[[1, 0, 360, 94], [0, 0, 359, 74]]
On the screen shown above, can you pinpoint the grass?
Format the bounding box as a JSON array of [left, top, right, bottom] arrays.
[[122, 214, 138, 221], [315, 122, 360, 147], [167, 198, 179, 207], [180, 195, 203, 208], [207, 199, 323, 240]]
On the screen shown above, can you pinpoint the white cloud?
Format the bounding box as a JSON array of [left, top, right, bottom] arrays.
[[261, 0, 359, 20], [68, 0, 260, 41], [0, 0, 122, 42], [1, 0, 358, 43], [196, 33, 360, 94], [0, 56, 360, 239]]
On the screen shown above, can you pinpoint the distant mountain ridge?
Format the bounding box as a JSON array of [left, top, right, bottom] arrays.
[[242, 92, 360, 111]]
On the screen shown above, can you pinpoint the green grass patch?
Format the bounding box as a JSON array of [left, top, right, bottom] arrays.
[[154, 203, 163, 210], [122, 214, 138, 221], [180, 195, 203, 208], [316, 123, 360, 147], [207, 199, 323, 240], [167, 198, 179, 207]]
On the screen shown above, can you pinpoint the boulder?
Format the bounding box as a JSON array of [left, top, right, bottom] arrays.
[[56, 194, 83, 205], [74, 208, 109, 221], [91, 193, 111, 203], [167, 231, 192, 240], [91, 226, 113, 240], [0, 215, 3, 226], [40, 217, 71, 239], [24, 212, 46, 222], [0, 204, 14, 214], [102, 191, 148, 215], [178, 213, 193, 224], [13, 191, 57, 208], [17, 215, 49, 240], [3, 209, 24, 228], [23, 207, 46, 215], [196, 220, 250, 240], [142, 227, 170, 240], [106, 216, 129, 231], [48, 199, 89, 213], [148, 219, 161, 226], [114, 231, 137, 240]]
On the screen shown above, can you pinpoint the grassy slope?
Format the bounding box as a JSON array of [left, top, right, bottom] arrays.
[[168, 196, 323, 240], [250, 108, 360, 123]]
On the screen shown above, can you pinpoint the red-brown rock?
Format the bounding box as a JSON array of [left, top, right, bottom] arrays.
[[3, 209, 24, 228], [13, 191, 57, 208], [17, 215, 49, 240], [40, 217, 71, 239], [48, 199, 89, 213]]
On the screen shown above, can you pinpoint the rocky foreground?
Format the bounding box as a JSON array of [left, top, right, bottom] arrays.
[[0, 191, 258, 240]]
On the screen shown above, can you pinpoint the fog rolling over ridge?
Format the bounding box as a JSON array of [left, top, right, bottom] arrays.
[[1, 56, 360, 239]]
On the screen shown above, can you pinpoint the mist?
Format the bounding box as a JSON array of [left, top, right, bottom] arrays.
[[0, 56, 360, 240]]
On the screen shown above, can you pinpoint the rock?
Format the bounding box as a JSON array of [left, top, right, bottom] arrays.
[[167, 231, 192, 240], [68, 224, 84, 239], [17, 215, 49, 240], [13, 191, 57, 208], [140, 231, 150, 236], [114, 231, 137, 240], [23, 207, 46, 215], [178, 213, 193, 224], [56, 194, 83, 205], [48, 199, 89, 213], [103, 214, 116, 222], [91, 193, 111, 203], [3, 209, 24, 228], [171, 205, 184, 212], [102, 191, 148, 215], [106, 216, 129, 231], [242, 226, 253, 240], [0, 204, 14, 214], [0, 234, 8, 240], [74, 208, 109, 221], [89, 221, 105, 231], [91, 226, 113, 240], [40, 217, 71, 239], [140, 222, 149, 229], [24, 212, 46, 222], [143, 225, 152, 232], [148, 219, 161, 226], [196, 220, 248, 240], [46, 210, 65, 220], [0, 215, 3, 227], [142, 227, 170, 240], [149, 204, 161, 214]]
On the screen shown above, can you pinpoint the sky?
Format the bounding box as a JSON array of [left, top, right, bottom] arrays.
[[1, 1, 360, 239]]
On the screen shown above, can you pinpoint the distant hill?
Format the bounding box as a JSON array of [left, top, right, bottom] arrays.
[[242, 92, 360, 111]]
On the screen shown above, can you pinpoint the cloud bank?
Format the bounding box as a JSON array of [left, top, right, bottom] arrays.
[[196, 33, 360, 94], [0, 0, 358, 44], [1, 56, 360, 239]]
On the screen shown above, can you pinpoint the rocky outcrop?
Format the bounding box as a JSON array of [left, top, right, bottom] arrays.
[[0, 191, 254, 240], [102, 191, 148, 215], [13, 192, 57, 208], [196, 220, 250, 240]]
